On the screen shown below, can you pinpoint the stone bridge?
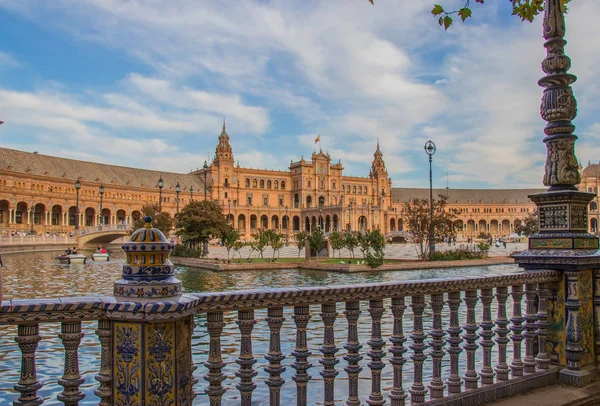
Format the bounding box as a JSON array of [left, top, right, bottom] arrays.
[[384, 230, 413, 242], [76, 224, 129, 248]]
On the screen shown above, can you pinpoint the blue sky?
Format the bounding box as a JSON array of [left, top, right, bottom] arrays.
[[0, 0, 599, 189]]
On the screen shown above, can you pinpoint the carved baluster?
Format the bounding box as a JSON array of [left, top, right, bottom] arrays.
[[509, 285, 525, 377], [319, 303, 339, 406], [389, 297, 408, 406], [445, 291, 463, 394], [265, 307, 286, 406], [564, 271, 585, 377], [292, 305, 312, 406], [409, 295, 427, 404], [478, 289, 495, 385], [236, 309, 257, 406], [523, 283, 538, 373], [204, 312, 226, 406], [536, 282, 551, 370], [343, 301, 362, 406], [462, 290, 479, 390], [494, 287, 510, 381], [190, 318, 199, 401], [594, 270, 600, 370], [94, 320, 112, 405], [14, 323, 43, 406], [58, 321, 85, 405], [367, 299, 386, 405], [428, 293, 445, 399]]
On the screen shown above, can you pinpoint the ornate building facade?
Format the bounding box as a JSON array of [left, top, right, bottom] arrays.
[[5, 123, 591, 240]]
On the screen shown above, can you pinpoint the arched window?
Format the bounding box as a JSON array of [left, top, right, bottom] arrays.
[[267, 180, 272, 189], [364, 187, 368, 194], [260, 179, 265, 188], [591, 201, 598, 211], [245, 178, 250, 187], [346, 185, 350, 193], [252, 179, 257, 188], [358, 186, 362, 194], [306, 195, 312, 208], [332, 181, 336, 190], [352, 186, 356, 193], [281, 181, 286, 190], [274, 180, 279, 189]]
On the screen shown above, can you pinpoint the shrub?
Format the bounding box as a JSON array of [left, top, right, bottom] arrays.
[[477, 242, 490, 251], [171, 244, 203, 258], [426, 248, 485, 261]]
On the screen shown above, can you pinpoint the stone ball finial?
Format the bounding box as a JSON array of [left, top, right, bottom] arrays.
[[114, 217, 181, 302]]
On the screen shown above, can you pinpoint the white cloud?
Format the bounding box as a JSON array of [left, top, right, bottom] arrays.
[[0, 50, 20, 68]]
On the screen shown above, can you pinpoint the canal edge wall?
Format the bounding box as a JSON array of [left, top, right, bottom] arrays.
[[171, 256, 515, 273]]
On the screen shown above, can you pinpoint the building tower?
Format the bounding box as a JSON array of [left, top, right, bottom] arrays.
[[211, 120, 235, 207], [370, 139, 392, 209]]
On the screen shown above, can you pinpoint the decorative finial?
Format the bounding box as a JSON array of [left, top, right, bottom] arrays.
[[222, 117, 226, 131], [144, 216, 152, 229], [377, 137, 380, 149]]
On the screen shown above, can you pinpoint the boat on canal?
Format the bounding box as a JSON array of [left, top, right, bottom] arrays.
[[92, 253, 109, 262], [55, 254, 87, 264]]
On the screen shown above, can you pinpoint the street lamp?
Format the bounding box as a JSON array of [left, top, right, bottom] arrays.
[[158, 176, 164, 212], [99, 184, 105, 226], [425, 140, 437, 254], [285, 206, 289, 246], [190, 186, 194, 202], [175, 182, 181, 213], [75, 178, 81, 230], [228, 198, 231, 224], [30, 204, 35, 234], [203, 161, 208, 201]]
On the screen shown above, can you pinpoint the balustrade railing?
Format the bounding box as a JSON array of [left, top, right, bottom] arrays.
[[78, 224, 128, 235], [0, 270, 565, 405]]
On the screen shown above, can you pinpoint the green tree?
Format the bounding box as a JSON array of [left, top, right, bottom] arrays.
[[365, 229, 386, 268], [175, 200, 230, 257], [233, 241, 245, 260], [269, 232, 285, 259], [328, 231, 345, 258], [343, 231, 359, 258], [221, 227, 240, 259], [515, 210, 539, 236], [307, 227, 326, 260], [130, 203, 173, 237], [357, 232, 370, 259], [295, 231, 309, 258], [251, 230, 271, 258], [368, 0, 572, 30], [403, 195, 458, 259]]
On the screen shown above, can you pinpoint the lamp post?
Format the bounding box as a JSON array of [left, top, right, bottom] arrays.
[[203, 161, 208, 201], [318, 207, 323, 230], [99, 184, 104, 226], [285, 206, 289, 246], [425, 140, 437, 254], [190, 186, 194, 202], [175, 182, 181, 213], [348, 203, 352, 232], [158, 176, 164, 212], [75, 178, 81, 230], [228, 198, 231, 224], [30, 204, 35, 234]]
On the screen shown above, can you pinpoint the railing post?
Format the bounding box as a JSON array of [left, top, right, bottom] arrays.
[[494, 286, 510, 381], [204, 312, 226, 405], [110, 217, 193, 405], [58, 321, 85, 405], [265, 307, 285, 406], [367, 299, 386, 405], [509, 285, 525, 377], [14, 323, 43, 406], [291, 305, 312, 406], [409, 295, 427, 404], [94, 319, 112, 406], [445, 291, 463, 394], [462, 290, 479, 390], [319, 303, 339, 406], [389, 297, 407, 406], [428, 293, 445, 398], [236, 309, 257, 406], [343, 301, 362, 406]]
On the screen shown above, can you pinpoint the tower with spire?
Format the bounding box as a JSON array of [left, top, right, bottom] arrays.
[[214, 118, 234, 166], [370, 139, 392, 209]]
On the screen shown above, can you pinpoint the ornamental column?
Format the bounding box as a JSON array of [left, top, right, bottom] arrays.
[[108, 217, 194, 405], [513, 0, 600, 387]]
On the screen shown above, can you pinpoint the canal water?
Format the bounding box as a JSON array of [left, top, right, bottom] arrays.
[[0, 250, 519, 405]]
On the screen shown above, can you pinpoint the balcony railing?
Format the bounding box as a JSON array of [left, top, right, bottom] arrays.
[[0, 269, 564, 405]]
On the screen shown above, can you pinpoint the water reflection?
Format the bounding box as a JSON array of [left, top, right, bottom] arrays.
[[0, 251, 519, 405]]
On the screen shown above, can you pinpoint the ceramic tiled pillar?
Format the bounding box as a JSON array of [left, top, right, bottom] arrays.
[[513, 0, 600, 387], [109, 216, 194, 405]]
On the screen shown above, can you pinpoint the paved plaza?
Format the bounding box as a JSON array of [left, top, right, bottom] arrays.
[[202, 241, 528, 260]]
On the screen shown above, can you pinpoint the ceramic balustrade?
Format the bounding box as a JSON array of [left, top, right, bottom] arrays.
[[0, 269, 565, 405]]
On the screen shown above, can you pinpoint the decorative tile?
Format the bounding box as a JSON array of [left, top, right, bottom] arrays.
[[113, 322, 142, 405]]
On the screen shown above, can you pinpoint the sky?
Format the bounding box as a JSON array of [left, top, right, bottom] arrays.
[[0, 0, 599, 189]]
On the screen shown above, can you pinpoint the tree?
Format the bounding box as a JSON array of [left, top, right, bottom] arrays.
[[403, 195, 458, 259], [307, 227, 326, 260], [368, 0, 572, 30], [130, 203, 173, 237], [515, 210, 539, 236], [251, 230, 271, 258], [295, 231, 309, 258], [233, 241, 245, 260], [329, 231, 345, 258], [357, 232, 370, 259], [175, 200, 230, 257], [269, 232, 285, 259], [343, 231, 359, 258], [221, 228, 240, 259]]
